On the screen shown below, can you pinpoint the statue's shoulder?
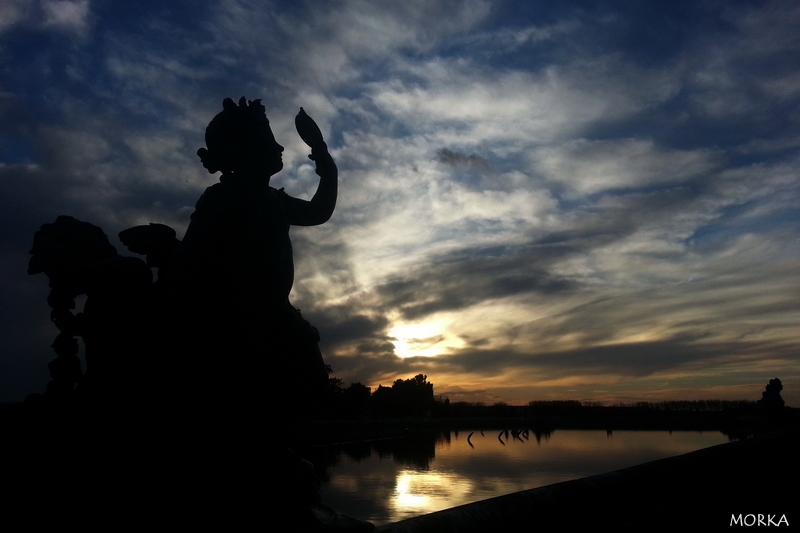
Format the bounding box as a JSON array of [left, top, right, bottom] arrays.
[[199, 181, 227, 200], [269, 186, 293, 208], [193, 182, 232, 212]]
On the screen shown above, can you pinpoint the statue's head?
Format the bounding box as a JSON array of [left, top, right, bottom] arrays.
[[197, 96, 284, 176]]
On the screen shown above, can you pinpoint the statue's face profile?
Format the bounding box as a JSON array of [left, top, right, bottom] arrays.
[[251, 121, 284, 177], [205, 110, 284, 177]]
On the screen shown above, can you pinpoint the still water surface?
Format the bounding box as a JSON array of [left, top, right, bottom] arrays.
[[304, 429, 732, 526]]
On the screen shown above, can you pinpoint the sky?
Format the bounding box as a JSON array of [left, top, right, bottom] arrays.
[[1, 0, 798, 406]]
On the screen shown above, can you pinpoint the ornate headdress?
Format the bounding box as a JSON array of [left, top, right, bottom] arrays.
[[197, 96, 270, 173]]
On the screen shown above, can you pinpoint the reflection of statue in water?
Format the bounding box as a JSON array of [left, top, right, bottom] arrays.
[[27, 215, 152, 410]]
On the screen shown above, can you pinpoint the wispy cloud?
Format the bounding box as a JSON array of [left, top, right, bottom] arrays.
[[42, 0, 89, 35]]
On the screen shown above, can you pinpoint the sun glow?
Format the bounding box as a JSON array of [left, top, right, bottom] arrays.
[[388, 319, 465, 358]]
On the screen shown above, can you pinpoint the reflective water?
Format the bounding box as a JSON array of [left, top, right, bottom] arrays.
[[304, 429, 732, 526]]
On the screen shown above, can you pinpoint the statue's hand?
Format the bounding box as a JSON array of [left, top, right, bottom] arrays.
[[119, 223, 180, 267], [295, 107, 327, 155], [311, 148, 336, 177]]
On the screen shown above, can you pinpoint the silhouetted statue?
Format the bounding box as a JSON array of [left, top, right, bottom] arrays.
[[28, 215, 153, 410], [154, 98, 333, 413], [44, 333, 82, 402], [156, 97, 371, 530], [758, 378, 785, 410], [118, 222, 180, 275], [26, 100, 372, 530]]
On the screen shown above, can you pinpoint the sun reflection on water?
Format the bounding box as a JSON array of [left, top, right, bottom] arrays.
[[318, 430, 733, 525], [391, 470, 473, 518]]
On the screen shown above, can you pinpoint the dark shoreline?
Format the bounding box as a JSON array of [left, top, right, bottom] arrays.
[[3, 401, 796, 528], [4, 400, 795, 447], [290, 408, 798, 448]]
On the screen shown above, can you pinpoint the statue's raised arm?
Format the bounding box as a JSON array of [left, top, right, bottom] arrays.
[[284, 108, 338, 226]]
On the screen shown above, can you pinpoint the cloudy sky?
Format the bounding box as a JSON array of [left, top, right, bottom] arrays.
[[2, 0, 798, 405]]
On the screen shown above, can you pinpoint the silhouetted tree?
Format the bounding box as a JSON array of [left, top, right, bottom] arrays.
[[342, 382, 371, 417], [372, 374, 434, 418], [758, 378, 785, 410], [371, 385, 396, 417]]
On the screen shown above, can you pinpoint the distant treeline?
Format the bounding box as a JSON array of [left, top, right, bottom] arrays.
[[317, 374, 765, 420], [320, 373, 435, 419], [531, 399, 759, 412], [431, 399, 760, 420]]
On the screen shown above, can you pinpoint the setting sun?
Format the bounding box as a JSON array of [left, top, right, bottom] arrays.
[[388, 319, 465, 358]]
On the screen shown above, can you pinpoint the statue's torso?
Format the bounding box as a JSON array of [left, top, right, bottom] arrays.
[[163, 178, 295, 316]]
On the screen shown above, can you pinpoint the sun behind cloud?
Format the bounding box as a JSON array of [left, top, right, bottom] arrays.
[[388, 318, 466, 358]]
